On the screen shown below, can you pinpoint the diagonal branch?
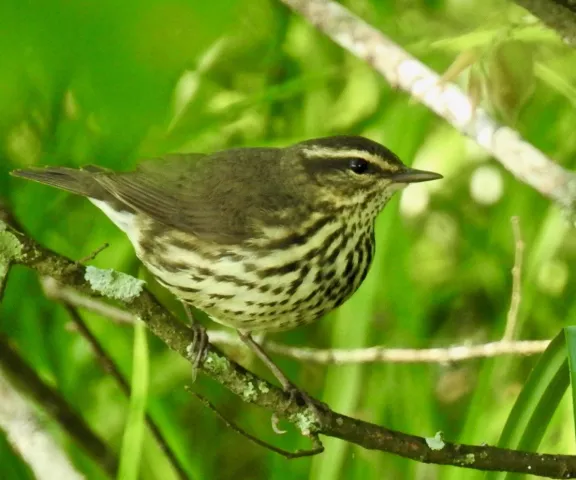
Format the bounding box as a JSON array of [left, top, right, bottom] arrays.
[[4, 218, 576, 477], [0, 371, 84, 480], [0, 334, 118, 476], [280, 0, 576, 213]]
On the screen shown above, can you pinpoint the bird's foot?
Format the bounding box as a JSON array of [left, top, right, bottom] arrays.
[[236, 330, 326, 423], [188, 322, 209, 382], [282, 381, 327, 419], [181, 301, 209, 381]]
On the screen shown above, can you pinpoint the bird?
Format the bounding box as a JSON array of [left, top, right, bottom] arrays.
[[12, 135, 442, 404]]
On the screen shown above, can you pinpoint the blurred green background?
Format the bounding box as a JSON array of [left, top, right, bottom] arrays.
[[1, 0, 576, 478]]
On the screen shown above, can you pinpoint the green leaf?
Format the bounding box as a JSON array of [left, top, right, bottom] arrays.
[[564, 327, 576, 444], [485, 332, 568, 480], [0, 429, 35, 480], [118, 321, 149, 480]]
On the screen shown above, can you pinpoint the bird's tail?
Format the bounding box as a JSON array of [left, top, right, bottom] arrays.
[[11, 166, 108, 200]]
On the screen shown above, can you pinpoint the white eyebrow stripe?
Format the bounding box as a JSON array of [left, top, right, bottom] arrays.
[[301, 147, 402, 171], [302, 147, 376, 159]]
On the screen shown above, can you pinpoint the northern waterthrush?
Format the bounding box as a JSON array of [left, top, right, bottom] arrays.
[[12, 136, 441, 401]]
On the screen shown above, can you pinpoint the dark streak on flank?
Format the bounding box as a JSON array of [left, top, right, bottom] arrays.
[[212, 274, 257, 289], [160, 260, 190, 273], [196, 266, 214, 277], [303, 228, 342, 262], [157, 278, 201, 294], [263, 215, 333, 251], [209, 293, 235, 300], [257, 259, 300, 278], [324, 232, 347, 266], [168, 236, 199, 252]]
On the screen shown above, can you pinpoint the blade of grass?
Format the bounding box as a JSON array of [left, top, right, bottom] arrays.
[[0, 429, 35, 480], [485, 331, 568, 480], [118, 321, 149, 480], [564, 327, 576, 445]]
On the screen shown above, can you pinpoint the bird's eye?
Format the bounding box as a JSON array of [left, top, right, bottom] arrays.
[[348, 158, 369, 174]]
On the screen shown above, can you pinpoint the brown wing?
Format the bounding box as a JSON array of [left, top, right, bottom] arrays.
[[93, 149, 287, 245]]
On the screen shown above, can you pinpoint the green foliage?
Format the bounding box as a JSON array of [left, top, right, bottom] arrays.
[[488, 332, 568, 480], [0, 430, 35, 480], [566, 328, 576, 447], [118, 322, 149, 480], [1, 0, 576, 479]]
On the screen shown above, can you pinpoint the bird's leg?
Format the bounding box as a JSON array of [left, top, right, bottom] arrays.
[[182, 302, 208, 381], [236, 330, 325, 417], [237, 330, 292, 391]]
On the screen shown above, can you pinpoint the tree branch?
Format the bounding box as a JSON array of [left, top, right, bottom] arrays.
[[280, 0, 576, 214], [514, 0, 576, 45], [210, 333, 550, 364], [42, 277, 135, 324], [3, 216, 576, 477], [0, 372, 83, 480], [0, 334, 118, 476]]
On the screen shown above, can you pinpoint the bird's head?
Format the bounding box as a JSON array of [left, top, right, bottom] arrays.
[[289, 135, 442, 217]]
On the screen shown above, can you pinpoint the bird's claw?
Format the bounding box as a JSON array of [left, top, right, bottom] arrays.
[[189, 323, 209, 382], [283, 382, 327, 418]]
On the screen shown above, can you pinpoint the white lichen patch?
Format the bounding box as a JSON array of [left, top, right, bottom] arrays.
[[0, 223, 23, 282], [425, 431, 445, 451], [462, 453, 475, 465], [202, 352, 230, 375], [291, 409, 319, 436], [84, 266, 145, 301], [257, 381, 269, 394], [241, 382, 257, 402]]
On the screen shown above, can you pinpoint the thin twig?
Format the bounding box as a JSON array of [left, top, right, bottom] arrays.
[[62, 305, 191, 480], [210, 331, 549, 364], [280, 0, 576, 212], [39, 281, 549, 364], [503, 216, 525, 341], [42, 277, 135, 324], [78, 243, 110, 264], [188, 389, 324, 459]]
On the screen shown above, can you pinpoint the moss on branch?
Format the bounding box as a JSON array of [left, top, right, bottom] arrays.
[[3, 215, 576, 477]]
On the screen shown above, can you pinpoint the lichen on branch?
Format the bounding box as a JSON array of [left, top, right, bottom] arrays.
[[0, 222, 23, 297], [3, 214, 576, 477], [84, 266, 145, 302]]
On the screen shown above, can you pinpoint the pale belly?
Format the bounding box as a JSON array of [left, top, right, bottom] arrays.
[[90, 199, 374, 331], [144, 235, 373, 332]]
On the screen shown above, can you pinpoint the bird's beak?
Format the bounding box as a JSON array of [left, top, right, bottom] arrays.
[[391, 168, 443, 184]]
